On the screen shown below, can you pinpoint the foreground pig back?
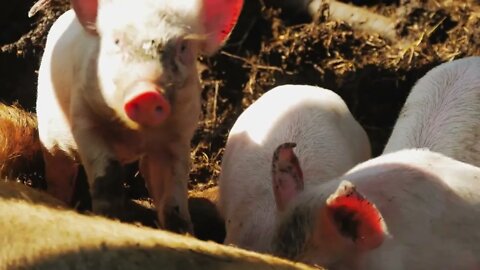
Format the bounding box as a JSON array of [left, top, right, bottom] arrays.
[[273, 148, 480, 269], [383, 56, 480, 166], [218, 84, 371, 253], [0, 181, 319, 270]]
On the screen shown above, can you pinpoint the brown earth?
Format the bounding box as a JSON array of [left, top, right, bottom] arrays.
[[2, 0, 480, 244]]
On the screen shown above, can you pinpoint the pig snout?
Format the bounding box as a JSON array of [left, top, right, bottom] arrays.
[[124, 82, 171, 127]]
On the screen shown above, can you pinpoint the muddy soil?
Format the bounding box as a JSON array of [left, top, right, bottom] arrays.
[[2, 0, 480, 243]]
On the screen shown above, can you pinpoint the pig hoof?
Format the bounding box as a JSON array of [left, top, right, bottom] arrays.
[[90, 159, 126, 219], [92, 198, 126, 220], [163, 207, 194, 235]]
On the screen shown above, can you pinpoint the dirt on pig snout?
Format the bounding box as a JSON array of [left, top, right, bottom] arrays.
[[2, 0, 480, 243]]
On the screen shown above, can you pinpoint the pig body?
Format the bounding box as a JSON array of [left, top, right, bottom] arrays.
[[272, 148, 480, 269], [36, 0, 243, 233], [0, 181, 320, 270], [383, 56, 480, 166], [218, 85, 371, 253]]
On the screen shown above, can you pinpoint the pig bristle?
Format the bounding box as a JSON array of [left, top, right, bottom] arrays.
[[272, 197, 317, 260], [0, 103, 41, 177]]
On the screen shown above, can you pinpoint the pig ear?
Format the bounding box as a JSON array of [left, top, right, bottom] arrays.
[[325, 180, 388, 251], [199, 0, 243, 55], [71, 0, 99, 35], [272, 142, 304, 212]]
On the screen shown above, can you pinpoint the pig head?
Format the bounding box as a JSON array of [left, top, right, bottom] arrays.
[[271, 143, 387, 269], [36, 0, 243, 234], [271, 144, 480, 269]]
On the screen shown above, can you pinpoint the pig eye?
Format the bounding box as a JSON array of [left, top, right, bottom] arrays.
[[177, 40, 189, 54], [180, 41, 187, 53], [177, 39, 193, 65]]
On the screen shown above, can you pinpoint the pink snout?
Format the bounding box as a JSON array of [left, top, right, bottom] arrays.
[[124, 86, 171, 127]]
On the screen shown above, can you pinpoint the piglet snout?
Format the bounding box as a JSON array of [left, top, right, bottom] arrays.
[[124, 83, 170, 127]]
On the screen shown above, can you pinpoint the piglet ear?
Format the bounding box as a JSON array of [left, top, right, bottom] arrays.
[[326, 180, 388, 251], [71, 0, 99, 35], [200, 0, 243, 55], [272, 142, 304, 212]]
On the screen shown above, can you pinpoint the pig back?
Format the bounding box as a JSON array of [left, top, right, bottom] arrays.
[[219, 84, 371, 253], [383, 56, 480, 167]]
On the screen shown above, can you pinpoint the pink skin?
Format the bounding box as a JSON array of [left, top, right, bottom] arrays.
[[124, 84, 171, 127], [272, 142, 304, 212], [71, 0, 98, 34]]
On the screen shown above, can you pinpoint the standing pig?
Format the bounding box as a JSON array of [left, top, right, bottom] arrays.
[[218, 84, 371, 253], [271, 146, 480, 269], [383, 56, 480, 166], [36, 0, 243, 233]]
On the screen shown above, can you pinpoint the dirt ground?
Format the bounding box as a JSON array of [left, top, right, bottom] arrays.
[[2, 0, 480, 243]]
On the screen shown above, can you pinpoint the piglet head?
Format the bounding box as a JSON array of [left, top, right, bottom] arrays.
[[71, 0, 243, 129], [271, 142, 388, 268]]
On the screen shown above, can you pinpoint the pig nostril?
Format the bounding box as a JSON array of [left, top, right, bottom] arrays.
[[125, 90, 170, 126]]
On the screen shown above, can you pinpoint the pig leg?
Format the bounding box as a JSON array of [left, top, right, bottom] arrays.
[[43, 148, 78, 205], [140, 143, 193, 234], [71, 117, 126, 218]]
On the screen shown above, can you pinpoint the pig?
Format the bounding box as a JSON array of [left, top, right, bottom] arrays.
[[35, 0, 243, 233], [0, 181, 320, 270], [383, 56, 480, 167], [271, 146, 480, 269], [0, 103, 42, 179], [218, 84, 371, 253]]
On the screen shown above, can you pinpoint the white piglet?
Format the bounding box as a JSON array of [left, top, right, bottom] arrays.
[[218, 84, 371, 253], [36, 0, 243, 233], [271, 146, 480, 269], [383, 56, 480, 165]]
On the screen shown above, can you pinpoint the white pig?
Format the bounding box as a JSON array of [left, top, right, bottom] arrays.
[[218, 84, 371, 253], [36, 0, 243, 233], [271, 146, 480, 269], [383, 56, 480, 166]]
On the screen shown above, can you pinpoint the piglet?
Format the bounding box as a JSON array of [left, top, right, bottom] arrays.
[[383, 56, 480, 166], [36, 0, 243, 233], [218, 84, 371, 253], [272, 146, 480, 269]]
